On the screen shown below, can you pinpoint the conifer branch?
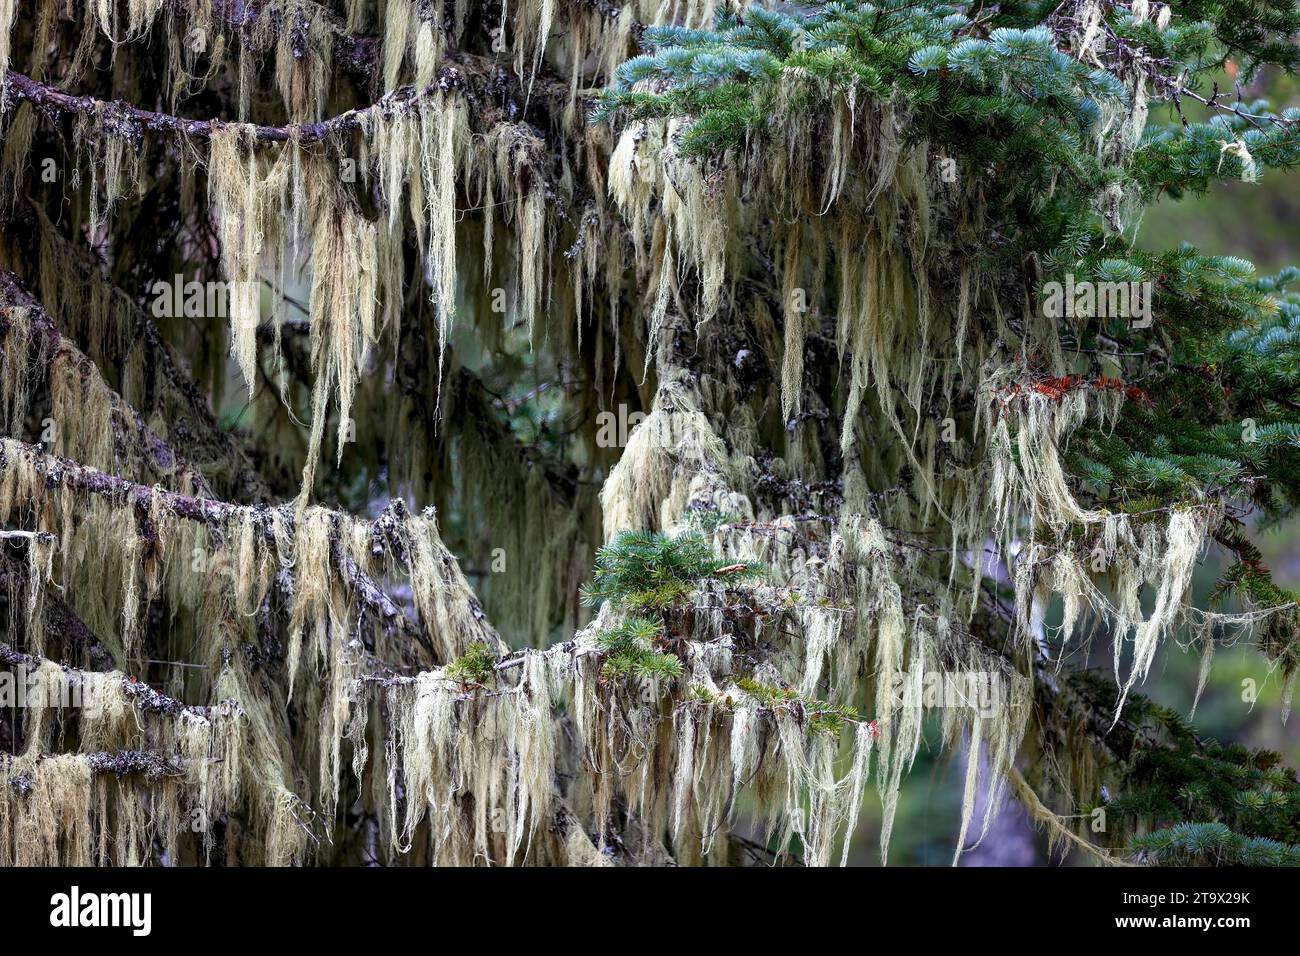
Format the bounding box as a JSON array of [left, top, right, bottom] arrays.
[[4, 69, 465, 144], [2, 750, 187, 781], [0, 642, 230, 722], [82, 749, 186, 779], [5, 49, 572, 147], [0, 439, 451, 656], [0, 269, 212, 497], [3, 201, 271, 502], [0, 553, 115, 670]]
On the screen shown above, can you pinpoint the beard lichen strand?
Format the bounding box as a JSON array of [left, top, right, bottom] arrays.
[[704, 502, 1035, 865], [84, 0, 167, 44], [273, 1, 334, 123], [1, 102, 35, 201], [985, 374, 1231, 720], [985, 374, 1124, 539], [656, 665, 879, 866], [421, 95, 468, 369], [609, 118, 737, 329], [0, 0, 15, 95], [71, 105, 141, 242], [205, 121, 395, 504], [207, 124, 309, 401], [299, 184, 380, 501], [398, 506, 506, 662], [0, 303, 30, 436], [364, 92, 472, 370], [362, 645, 560, 865], [0, 656, 244, 865], [599, 376, 736, 539], [610, 98, 974, 552], [73, 1, 332, 122], [0, 754, 93, 866], [381, 0, 417, 93], [1179, 602, 1300, 719]]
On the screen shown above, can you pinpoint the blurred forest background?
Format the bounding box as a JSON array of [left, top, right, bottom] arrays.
[[835, 65, 1300, 866]]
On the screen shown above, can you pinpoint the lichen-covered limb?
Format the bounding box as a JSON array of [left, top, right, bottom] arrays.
[[0, 201, 271, 503], [5, 58, 515, 144], [2, 436, 255, 523], [332, 538, 432, 659], [5, 68, 460, 143], [3, 750, 185, 781], [0, 552, 114, 670], [0, 438, 435, 658], [83, 750, 185, 779], [0, 642, 228, 722], [0, 269, 211, 496]]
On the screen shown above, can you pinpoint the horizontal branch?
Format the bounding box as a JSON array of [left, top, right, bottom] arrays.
[[4, 202, 271, 502], [0, 439, 434, 655], [85, 749, 186, 779], [0, 642, 229, 722], [2, 750, 186, 785], [5, 69, 461, 144]]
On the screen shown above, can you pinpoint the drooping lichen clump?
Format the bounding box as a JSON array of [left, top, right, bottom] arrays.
[[1, 0, 1300, 868]]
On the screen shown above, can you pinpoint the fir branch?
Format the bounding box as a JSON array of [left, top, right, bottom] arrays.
[[4, 69, 465, 144], [0, 553, 115, 671], [4, 201, 270, 503], [0, 439, 429, 653], [0, 642, 233, 723], [0, 269, 213, 497]]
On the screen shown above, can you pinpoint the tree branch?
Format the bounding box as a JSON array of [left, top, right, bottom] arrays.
[[5, 68, 463, 144], [0, 269, 213, 496], [0, 552, 115, 671], [0, 642, 230, 722], [0, 439, 438, 657], [2, 750, 186, 783], [2, 201, 272, 502]]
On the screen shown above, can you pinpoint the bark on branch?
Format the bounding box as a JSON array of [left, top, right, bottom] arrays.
[[0, 439, 433, 655], [0, 642, 230, 722], [2, 750, 186, 784], [0, 269, 212, 497], [5, 68, 463, 144]]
